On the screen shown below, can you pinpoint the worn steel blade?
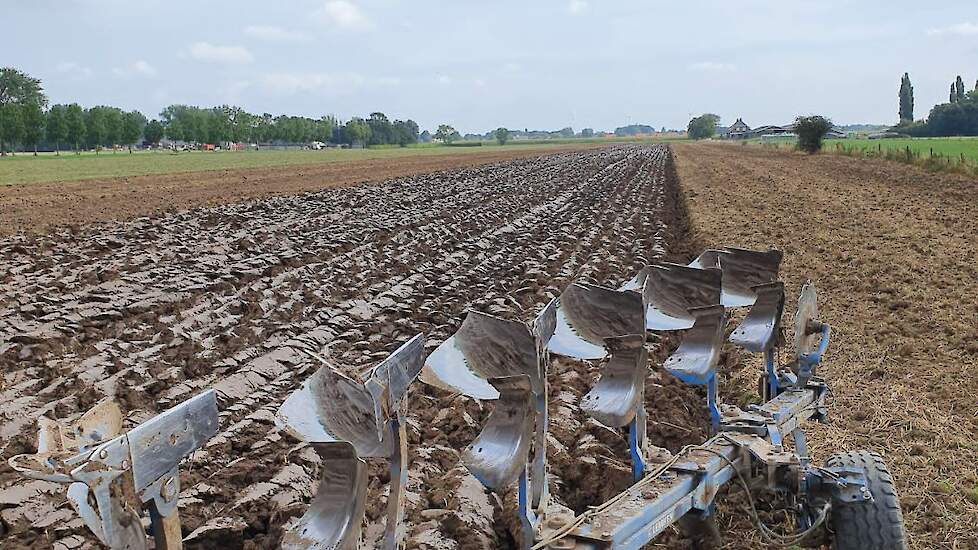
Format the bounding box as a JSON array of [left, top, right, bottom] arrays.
[[549, 282, 647, 360], [644, 263, 722, 330], [277, 363, 388, 458], [281, 442, 367, 550], [366, 334, 425, 436], [580, 334, 648, 428], [462, 376, 536, 491], [663, 305, 726, 385], [421, 311, 541, 399], [729, 281, 785, 352], [794, 282, 820, 360]]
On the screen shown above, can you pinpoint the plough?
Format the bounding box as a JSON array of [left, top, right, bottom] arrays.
[[10, 246, 906, 549]]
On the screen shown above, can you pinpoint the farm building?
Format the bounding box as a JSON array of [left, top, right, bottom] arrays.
[[746, 123, 847, 139], [725, 118, 751, 139]]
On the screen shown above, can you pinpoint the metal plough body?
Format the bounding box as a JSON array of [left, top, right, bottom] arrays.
[[9, 391, 219, 550], [275, 333, 425, 550], [11, 246, 875, 550]]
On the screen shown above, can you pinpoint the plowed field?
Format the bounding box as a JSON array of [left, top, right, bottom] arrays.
[[1, 146, 712, 549]]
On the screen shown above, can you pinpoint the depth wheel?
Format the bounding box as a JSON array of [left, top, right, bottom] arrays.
[[826, 450, 907, 550]]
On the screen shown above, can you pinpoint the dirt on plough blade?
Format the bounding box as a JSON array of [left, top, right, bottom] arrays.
[[0, 146, 711, 549]]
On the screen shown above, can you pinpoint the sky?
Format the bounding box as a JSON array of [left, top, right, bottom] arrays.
[[4, 0, 978, 133]]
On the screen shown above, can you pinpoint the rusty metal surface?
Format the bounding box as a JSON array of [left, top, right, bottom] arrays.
[[644, 263, 722, 331], [463, 376, 536, 491], [549, 282, 646, 360], [663, 306, 725, 384], [729, 281, 785, 352], [794, 282, 820, 359], [580, 335, 648, 428]]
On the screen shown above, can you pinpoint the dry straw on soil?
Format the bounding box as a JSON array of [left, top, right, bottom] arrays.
[[674, 141, 978, 550]]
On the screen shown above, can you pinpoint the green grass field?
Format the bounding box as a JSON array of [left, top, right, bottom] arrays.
[[824, 137, 978, 163], [0, 137, 682, 186], [749, 136, 978, 164]]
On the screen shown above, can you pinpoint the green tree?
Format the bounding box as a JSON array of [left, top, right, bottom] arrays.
[[314, 115, 338, 143], [956, 76, 966, 102], [795, 115, 833, 154], [230, 108, 253, 143], [580, 128, 595, 138], [21, 101, 44, 155], [102, 107, 123, 151], [65, 103, 86, 153], [366, 112, 394, 145], [494, 127, 510, 145], [0, 103, 24, 154], [46, 104, 68, 154], [950, 83, 957, 104], [144, 120, 164, 145], [434, 124, 460, 143], [922, 97, 978, 136], [0, 67, 47, 107], [899, 73, 914, 123], [687, 113, 720, 139], [344, 117, 371, 147], [85, 107, 108, 154], [392, 119, 419, 146], [120, 110, 146, 152]]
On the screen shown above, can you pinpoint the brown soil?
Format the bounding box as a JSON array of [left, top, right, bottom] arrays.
[[0, 146, 712, 549], [673, 141, 978, 550], [0, 145, 602, 236]]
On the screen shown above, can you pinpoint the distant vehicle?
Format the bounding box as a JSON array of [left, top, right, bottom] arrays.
[[868, 132, 910, 140], [202, 143, 215, 151], [309, 141, 327, 150]]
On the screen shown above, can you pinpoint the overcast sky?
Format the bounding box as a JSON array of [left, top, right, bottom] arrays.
[[5, 0, 978, 133]]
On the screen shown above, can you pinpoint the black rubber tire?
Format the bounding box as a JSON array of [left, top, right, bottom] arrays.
[[826, 450, 907, 550]]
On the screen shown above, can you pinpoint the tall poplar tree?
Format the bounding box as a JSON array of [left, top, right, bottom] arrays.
[[898, 73, 914, 122]]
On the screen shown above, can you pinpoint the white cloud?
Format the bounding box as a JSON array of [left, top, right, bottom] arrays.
[[113, 60, 158, 78], [926, 22, 978, 36], [315, 0, 372, 30], [55, 61, 93, 79], [260, 72, 346, 94], [568, 0, 588, 15], [258, 72, 400, 95], [688, 61, 736, 73], [189, 42, 254, 64], [437, 75, 452, 85], [243, 25, 312, 43]]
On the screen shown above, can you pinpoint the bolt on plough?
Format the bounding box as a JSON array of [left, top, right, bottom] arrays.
[[10, 245, 906, 549]]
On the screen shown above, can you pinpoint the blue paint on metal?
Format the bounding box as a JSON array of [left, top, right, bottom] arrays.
[[517, 468, 535, 549], [798, 324, 831, 384], [706, 375, 720, 432], [629, 416, 646, 481], [764, 348, 779, 398], [609, 448, 739, 548]]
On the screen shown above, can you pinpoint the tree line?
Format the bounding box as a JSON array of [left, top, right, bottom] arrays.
[[0, 67, 423, 155], [896, 72, 978, 137]]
